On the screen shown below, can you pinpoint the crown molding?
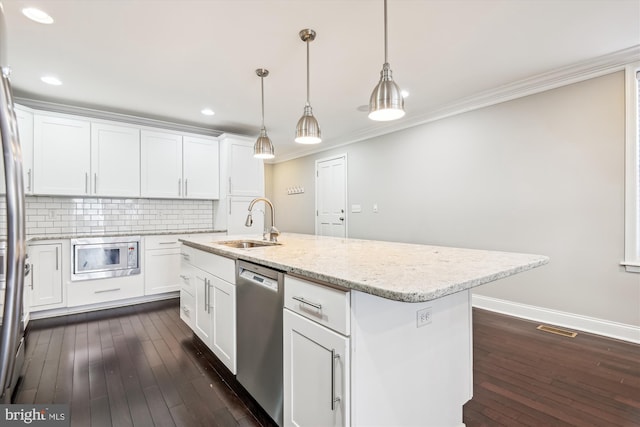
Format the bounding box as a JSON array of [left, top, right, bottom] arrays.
[[272, 45, 640, 164], [14, 97, 224, 137]]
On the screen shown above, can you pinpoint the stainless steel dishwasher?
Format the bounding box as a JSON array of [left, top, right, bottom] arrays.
[[236, 260, 284, 426]]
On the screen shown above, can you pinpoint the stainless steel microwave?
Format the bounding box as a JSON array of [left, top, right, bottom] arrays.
[[71, 236, 140, 281]]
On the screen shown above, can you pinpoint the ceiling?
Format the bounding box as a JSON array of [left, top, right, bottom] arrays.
[[2, 0, 639, 162]]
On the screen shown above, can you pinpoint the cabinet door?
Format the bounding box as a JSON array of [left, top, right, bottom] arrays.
[[141, 130, 182, 198], [34, 115, 91, 195], [29, 244, 63, 310], [183, 136, 219, 199], [284, 310, 350, 427], [91, 123, 140, 197], [227, 137, 264, 197], [211, 276, 236, 374], [194, 269, 213, 344], [17, 108, 34, 194], [144, 247, 181, 295]]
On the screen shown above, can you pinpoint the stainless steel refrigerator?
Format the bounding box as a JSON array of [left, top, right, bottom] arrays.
[[0, 1, 27, 403]]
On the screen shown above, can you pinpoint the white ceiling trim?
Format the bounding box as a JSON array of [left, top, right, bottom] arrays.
[[271, 45, 640, 164]]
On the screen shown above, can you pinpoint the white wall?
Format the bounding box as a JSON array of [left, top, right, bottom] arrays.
[[270, 72, 640, 328]]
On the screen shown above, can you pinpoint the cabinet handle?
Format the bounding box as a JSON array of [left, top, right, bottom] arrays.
[[207, 278, 212, 313], [85, 172, 89, 194], [198, 276, 208, 312], [181, 253, 190, 261], [94, 173, 97, 193], [182, 305, 190, 315], [95, 288, 121, 294], [331, 349, 341, 410], [185, 179, 188, 197], [228, 177, 231, 193], [27, 169, 31, 192], [179, 274, 189, 281], [159, 241, 178, 245], [293, 296, 322, 311], [55, 246, 59, 271], [178, 178, 182, 196]]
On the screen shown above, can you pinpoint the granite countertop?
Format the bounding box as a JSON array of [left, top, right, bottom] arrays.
[[180, 233, 549, 303], [26, 229, 226, 242]]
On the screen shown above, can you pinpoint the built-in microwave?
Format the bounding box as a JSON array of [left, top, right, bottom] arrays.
[[71, 236, 140, 281]]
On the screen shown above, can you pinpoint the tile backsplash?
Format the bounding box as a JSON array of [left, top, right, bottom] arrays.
[[0, 196, 215, 237]]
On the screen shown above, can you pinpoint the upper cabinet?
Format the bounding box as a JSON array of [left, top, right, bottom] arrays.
[[33, 114, 91, 196], [34, 114, 141, 197], [91, 123, 140, 197], [0, 105, 34, 195], [141, 130, 219, 199], [183, 136, 220, 200], [224, 135, 264, 197]]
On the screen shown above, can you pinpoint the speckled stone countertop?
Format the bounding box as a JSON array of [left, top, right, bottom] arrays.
[[180, 233, 549, 303]]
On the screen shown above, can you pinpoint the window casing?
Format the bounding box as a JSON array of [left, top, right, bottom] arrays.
[[623, 62, 640, 273]]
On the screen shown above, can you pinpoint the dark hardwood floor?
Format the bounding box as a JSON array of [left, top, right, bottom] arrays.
[[464, 309, 640, 427], [16, 300, 640, 426], [17, 299, 261, 427]]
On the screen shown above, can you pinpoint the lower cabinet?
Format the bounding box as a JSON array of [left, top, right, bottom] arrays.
[[28, 243, 64, 311], [283, 310, 350, 427], [144, 236, 183, 295], [181, 245, 237, 374]]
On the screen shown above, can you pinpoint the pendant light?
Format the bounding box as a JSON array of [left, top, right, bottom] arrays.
[[295, 29, 321, 144], [368, 0, 405, 121], [254, 68, 275, 159]]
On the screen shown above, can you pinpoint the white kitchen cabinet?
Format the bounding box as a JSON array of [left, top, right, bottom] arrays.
[[180, 245, 237, 373], [28, 243, 64, 311], [215, 134, 265, 231], [211, 276, 236, 372], [141, 130, 183, 198], [0, 106, 33, 195], [17, 106, 34, 194], [226, 135, 264, 197], [141, 131, 219, 199], [144, 236, 182, 295], [284, 310, 350, 427], [91, 122, 140, 197], [183, 136, 219, 199], [284, 276, 350, 427], [33, 114, 91, 196]]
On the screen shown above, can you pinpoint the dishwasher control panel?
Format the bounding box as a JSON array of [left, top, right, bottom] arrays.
[[239, 268, 279, 292]]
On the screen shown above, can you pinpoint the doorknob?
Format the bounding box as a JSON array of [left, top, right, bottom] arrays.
[[339, 217, 344, 221]]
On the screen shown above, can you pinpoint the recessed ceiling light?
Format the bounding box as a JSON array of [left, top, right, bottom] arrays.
[[41, 75, 62, 86], [22, 7, 54, 24], [201, 108, 215, 116], [401, 90, 410, 98]]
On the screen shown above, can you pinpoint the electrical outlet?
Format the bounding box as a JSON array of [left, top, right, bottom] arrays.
[[416, 307, 432, 327]]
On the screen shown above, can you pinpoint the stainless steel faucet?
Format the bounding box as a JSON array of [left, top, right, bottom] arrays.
[[245, 197, 280, 242]]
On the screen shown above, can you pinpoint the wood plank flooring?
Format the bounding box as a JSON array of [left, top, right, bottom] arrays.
[[16, 299, 261, 427], [464, 309, 640, 426], [15, 300, 640, 426]]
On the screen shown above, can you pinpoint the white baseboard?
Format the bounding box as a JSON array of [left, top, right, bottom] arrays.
[[472, 294, 640, 344]]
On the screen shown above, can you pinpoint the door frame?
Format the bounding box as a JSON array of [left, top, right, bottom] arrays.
[[314, 153, 348, 237]]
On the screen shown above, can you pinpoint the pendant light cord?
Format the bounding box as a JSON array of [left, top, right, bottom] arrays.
[[384, 0, 388, 64], [306, 39, 310, 106], [260, 75, 265, 128]]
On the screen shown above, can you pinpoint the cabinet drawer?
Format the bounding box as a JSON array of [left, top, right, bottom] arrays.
[[180, 289, 195, 329], [180, 261, 196, 295], [192, 249, 235, 283], [67, 275, 144, 307], [284, 276, 350, 336], [145, 235, 185, 250]]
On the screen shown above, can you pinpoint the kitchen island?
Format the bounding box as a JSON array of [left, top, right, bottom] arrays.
[[180, 233, 548, 427]]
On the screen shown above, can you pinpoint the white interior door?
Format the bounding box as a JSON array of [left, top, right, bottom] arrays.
[[315, 155, 347, 237]]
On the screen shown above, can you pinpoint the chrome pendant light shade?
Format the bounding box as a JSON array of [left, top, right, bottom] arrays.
[[369, 0, 405, 121], [295, 29, 321, 144], [254, 68, 275, 159]]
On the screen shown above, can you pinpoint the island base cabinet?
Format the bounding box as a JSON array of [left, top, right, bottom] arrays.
[[284, 310, 350, 427], [350, 289, 472, 427]]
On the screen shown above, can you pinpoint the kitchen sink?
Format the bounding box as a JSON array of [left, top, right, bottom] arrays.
[[215, 240, 281, 249]]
